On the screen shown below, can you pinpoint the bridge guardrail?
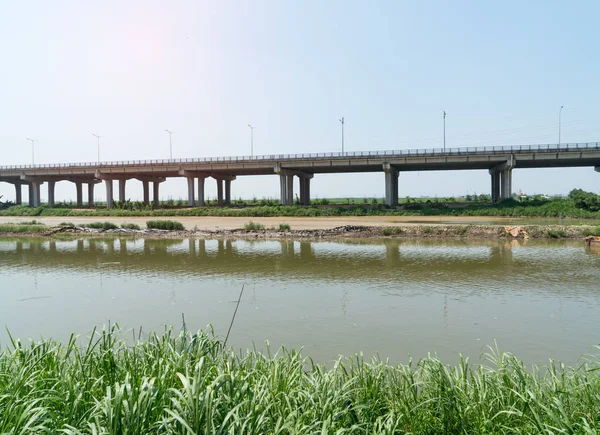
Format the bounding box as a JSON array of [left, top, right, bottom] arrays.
[[0, 142, 599, 171]]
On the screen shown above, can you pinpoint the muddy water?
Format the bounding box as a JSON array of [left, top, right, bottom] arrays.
[[1, 237, 599, 365]]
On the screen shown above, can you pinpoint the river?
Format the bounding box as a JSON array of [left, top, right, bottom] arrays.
[[1, 237, 599, 365]]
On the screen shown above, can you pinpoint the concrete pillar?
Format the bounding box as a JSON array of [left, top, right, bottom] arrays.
[[197, 177, 205, 206], [384, 165, 399, 207], [501, 169, 512, 200], [491, 172, 501, 203], [142, 180, 150, 205], [187, 177, 195, 207], [47, 181, 56, 207], [153, 182, 160, 207], [225, 180, 231, 206], [118, 179, 126, 203], [30, 181, 41, 207], [217, 179, 224, 206], [105, 179, 114, 209], [299, 177, 311, 206], [28, 184, 33, 206], [15, 184, 22, 205], [286, 175, 294, 206], [88, 183, 95, 207], [75, 182, 83, 207], [279, 175, 287, 205]]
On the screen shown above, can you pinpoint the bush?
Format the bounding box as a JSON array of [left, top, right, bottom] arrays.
[[454, 226, 470, 235], [86, 222, 119, 230], [121, 223, 141, 230], [244, 221, 265, 231], [569, 189, 600, 212], [146, 220, 185, 231], [278, 223, 291, 231], [383, 226, 403, 236], [547, 229, 567, 238], [421, 226, 435, 234]]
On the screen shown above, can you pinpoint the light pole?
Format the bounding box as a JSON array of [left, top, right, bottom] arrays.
[[443, 111, 446, 151], [248, 125, 255, 157], [92, 134, 102, 162], [26, 138, 36, 165], [558, 106, 564, 145], [338, 117, 345, 154], [165, 129, 174, 159]]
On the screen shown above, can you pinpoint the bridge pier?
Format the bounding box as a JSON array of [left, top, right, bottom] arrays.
[[383, 164, 399, 207], [30, 181, 42, 207], [225, 179, 231, 206], [14, 183, 22, 205], [197, 177, 205, 206], [299, 177, 311, 205], [500, 169, 513, 200], [118, 179, 127, 203], [186, 177, 195, 206], [279, 174, 294, 205], [142, 180, 150, 205], [105, 180, 114, 208], [153, 181, 160, 207], [88, 182, 95, 207], [75, 182, 83, 207], [216, 178, 223, 206], [47, 181, 56, 207], [491, 172, 501, 203]]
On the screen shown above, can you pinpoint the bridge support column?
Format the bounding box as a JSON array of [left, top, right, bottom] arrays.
[[28, 184, 34, 206], [47, 181, 56, 207], [197, 177, 205, 206], [216, 179, 224, 206], [299, 177, 311, 205], [225, 180, 231, 206], [15, 183, 22, 205], [30, 181, 42, 207], [88, 183, 95, 207], [501, 169, 513, 200], [279, 175, 287, 205], [153, 181, 160, 207], [105, 179, 114, 209], [491, 172, 501, 203], [75, 182, 83, 207], [141, 180, 150, 205], [286, 175, 294, 205], [118, 179, 126, 203], [187, 177, 195, 207], [383, 164, 399, 207]]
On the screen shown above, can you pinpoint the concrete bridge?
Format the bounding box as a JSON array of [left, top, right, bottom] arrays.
[[1, 142, 599, 208]]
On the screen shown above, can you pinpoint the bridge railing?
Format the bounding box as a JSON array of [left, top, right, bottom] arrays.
[[1, 142, 599, 170]]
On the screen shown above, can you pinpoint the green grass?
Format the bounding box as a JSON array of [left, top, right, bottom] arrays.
[[421, 226, 435, 234], [0, 327, 599, 433], [59, 221, 75, 226], [278, 223, 291, 231], [383, 226, 403, 236], [85, 221, 119, 230], [0, 222, 47, 233], [244, 221, 265, 231], [581, 227, 600, 237], [547, 229, 567, 238], [120, 222, 141, 230], [146, 220, 185, 231]]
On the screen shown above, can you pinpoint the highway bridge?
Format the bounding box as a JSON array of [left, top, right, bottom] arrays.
[[1, 142, 599, 208]]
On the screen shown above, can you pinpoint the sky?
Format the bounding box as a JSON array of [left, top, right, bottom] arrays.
[[1, 0, 599, 203]]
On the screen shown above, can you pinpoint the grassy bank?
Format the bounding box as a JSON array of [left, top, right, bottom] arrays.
[[2, 198, 600, 219], [1, 327, 599, 433]]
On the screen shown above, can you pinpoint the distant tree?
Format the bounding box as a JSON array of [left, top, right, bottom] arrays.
[[568, 189, 600, 211]]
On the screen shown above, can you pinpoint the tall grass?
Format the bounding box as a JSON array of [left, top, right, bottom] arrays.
[[0, 327, 598, 433], [146, 220, 185, 231], [0, 222, 47, 233], [85, 221, 119, 230]]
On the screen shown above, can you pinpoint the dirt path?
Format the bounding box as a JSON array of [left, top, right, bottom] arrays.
[[0, 215, 519, 231]]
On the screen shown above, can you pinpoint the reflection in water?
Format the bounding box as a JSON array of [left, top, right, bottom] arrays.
[[1, 237, 599, 365]]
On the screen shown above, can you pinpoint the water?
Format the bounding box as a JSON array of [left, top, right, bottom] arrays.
[[1, 237, 599, 365]]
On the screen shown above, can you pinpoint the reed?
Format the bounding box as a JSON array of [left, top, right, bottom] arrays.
[[0, 327, 598, 433], [146, 220, 185, 231], [0, 223, 47, 233]]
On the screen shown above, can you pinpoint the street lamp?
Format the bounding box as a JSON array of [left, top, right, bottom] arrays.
[[559, 106, 564, 145], [92, 134, 102, 163], [338, 117, 345, 154], [165, 129, 174, 159], [443, 111, 447, 151], [248, 125, 255, 157], [26, 138, 37, 165]]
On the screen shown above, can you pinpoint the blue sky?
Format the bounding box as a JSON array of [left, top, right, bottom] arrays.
[[1, 1, 599, 202]]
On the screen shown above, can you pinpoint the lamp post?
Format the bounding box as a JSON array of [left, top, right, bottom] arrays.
[[443, 111, 447, 151], [165, 129, 174, 159], [26, 138, 36, 165], [338, 117, 345, 154], [559, 106, 564, 145], [248, 124, 255, 157], [92, 134, 102, 162]]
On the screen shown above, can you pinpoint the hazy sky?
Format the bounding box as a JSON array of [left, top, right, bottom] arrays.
[[1, 1, 599, 203]]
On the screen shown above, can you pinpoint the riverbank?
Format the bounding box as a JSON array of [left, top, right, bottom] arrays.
[[1, 218, 599, 240], [1, 327, 598, 433]]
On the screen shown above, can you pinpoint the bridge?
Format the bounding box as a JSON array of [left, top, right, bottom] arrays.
[[1, 142, 599, 208]]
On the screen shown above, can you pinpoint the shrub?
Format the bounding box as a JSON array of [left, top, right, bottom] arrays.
[[383, 226, 403, 236], [146, 220, 185, 231], [244, 221, 265, 231], [421, 226, 435, 234], [278, 223, 291, 231], [454, 226, 470, 235], [86, 222, 119, 230], [59, 222, 75, 227], [121, 223, 141, 230], [547, 229, 567, 238]]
